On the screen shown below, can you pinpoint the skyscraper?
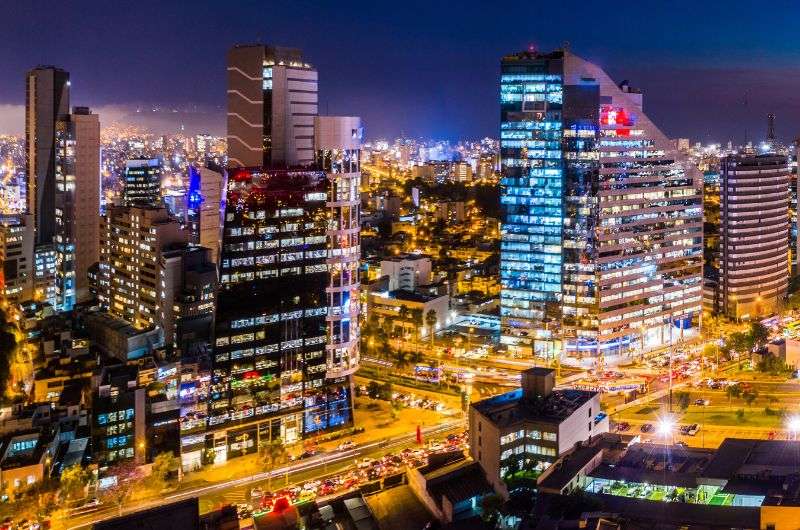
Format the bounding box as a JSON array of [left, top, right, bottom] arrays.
[[499, 49, 703, 359], [123, 158, 162, 207], [716, 154, 789, 319], [211, 168, 337, 449], [314, 116, 362, 379], [54, 106, 100, 309], [26, 66, 70, 246], [227, 45, 318, 168]]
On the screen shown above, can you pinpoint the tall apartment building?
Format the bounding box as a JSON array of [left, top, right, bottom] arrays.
[[34, 245, 57, 306], [123, 158, 162, 207], [0, 215, 34, 302], [714, 154, 789, 319], [499, 49, 702, 358], [26, 66, 70, 246], [99, 206, 186, 333], [158, 245, 217, 359], [54, 107, 100, 309], [226, 45, 318, 168]]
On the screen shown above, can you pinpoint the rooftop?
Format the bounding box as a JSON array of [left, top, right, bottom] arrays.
[[471, 386, 597, 427], [702, 438, 800, 482]]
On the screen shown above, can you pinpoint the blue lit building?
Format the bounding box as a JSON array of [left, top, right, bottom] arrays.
[[500, 49, 703, 359]]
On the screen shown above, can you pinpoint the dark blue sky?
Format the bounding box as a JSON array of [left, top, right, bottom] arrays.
[[3, 0, 800, 142]]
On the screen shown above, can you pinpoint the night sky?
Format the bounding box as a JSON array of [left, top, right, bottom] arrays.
[[3, 0, 800, 142]]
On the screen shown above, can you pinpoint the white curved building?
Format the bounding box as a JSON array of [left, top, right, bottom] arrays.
[[719, 154, 789, 319], [315, 116, 363, 378]]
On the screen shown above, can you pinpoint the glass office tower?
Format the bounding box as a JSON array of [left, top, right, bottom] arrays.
[[209, 167, 353, 460], [500, 49, 702, 360]]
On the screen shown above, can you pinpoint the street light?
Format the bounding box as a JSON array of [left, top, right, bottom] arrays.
[[787, 416, 800, 440], [657, 416, 675, 446]]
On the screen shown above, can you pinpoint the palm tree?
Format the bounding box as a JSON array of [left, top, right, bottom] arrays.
[[425, 310, 438, 350], [411, 308, 423, 352], [397, 306, 411, 351]]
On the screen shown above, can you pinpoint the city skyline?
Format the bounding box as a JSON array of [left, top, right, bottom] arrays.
[[1, 1, 799, 141]]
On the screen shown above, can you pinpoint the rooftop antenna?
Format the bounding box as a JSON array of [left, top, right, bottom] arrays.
[[767, 113, 776, 142], [743, 91, 750, 146]]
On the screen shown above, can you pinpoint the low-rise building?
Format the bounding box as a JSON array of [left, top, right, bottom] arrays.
[[0, 430, 55, 491], [368, 289, 450, 339], [380, 254, 432, 292], [468, 367, 608, 498], [84, 311, 163, 361], [537, 435, 800, 530]]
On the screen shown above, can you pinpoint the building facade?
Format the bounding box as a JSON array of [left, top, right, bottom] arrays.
[[469, 367, 608, 498], [717, 154, 789, 319], [499, 49, 702, 359], [99, 206, 186, 332], [226, 45, 318, 168], [54, 107, 100, 310], [209, 165, 356, 460], [186, 164, 225, 266], [26, 66, 70, 246], [123, 158, 162, 207], [0, 215, 34, 302]]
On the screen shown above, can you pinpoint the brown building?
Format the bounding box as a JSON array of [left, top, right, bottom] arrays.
[[226, 45, 318, 168]]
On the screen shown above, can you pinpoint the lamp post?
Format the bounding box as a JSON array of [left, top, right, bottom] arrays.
[[787, 416, 800, 441]]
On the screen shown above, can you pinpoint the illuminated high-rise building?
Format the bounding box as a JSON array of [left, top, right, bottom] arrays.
[[26, 66, 70, 246], [226, 45, 318, 168], [54, 106, 100, 310], [207, 118, 361, 459], [716, 154, 789, 319], [99, 206, 186, 332], [0, 214, 34, 302], [499, 49, 703, 358], [123, 157, 162, 207]]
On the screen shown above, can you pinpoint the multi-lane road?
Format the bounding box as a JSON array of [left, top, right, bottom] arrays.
[[66, 420, 463, 529]]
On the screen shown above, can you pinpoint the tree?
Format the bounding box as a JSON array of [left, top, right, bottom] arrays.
[[0, 308, 18, 398], [261, 438, 286, 490], [480, 493, 504, 524], [675, 391, 691, 412], [727, 332, 752, 355], [743, 389, 759, 408], [147, 452, 178, 491], [100, 461, 143, 515], [425, 310, 438, 349], [59, 464, 89, 501], [748, 322, 770, 350], [367, 380, 382, 399], [726, 384, 742, 410]]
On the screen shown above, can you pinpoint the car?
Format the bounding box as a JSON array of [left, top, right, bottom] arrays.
[[694, 399, 710, 406], [358, 457, 374, 469], [615, 422, 630, 432], [250, 487, 263, 500], [337, 440, 355, 451], [675, 441, 688, 448], [686, 424, 700, 436], [640, 423, 653, 433]]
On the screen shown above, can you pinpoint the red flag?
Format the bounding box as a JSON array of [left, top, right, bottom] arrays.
[[416, 425, 422, 445]]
